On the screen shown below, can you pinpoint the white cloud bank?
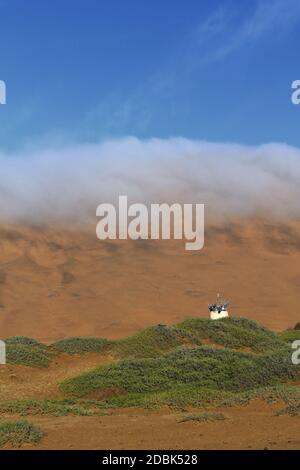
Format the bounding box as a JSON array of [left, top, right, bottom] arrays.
[[0, 137, 299, 224]]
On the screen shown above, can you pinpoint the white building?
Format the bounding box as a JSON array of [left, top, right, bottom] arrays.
[[208, 294, 229, 320]]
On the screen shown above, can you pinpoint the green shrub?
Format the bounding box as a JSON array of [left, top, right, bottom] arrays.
[[86, 383, 300, 410], [278, 329, 300, 343], [4, 336, 46, 348], [277, 402, 300, 416], [6, 344, 50, 368], [51, 337, 111, 355], [0, 420, 44, 448], [176, 317, 285, 353], [0, 399, 108, 417], [61, 345, 297, 398], [112, 325, 200, 359]]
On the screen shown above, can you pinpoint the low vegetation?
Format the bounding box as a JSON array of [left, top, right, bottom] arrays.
[[59, 318, 298, 409], [51, 337, 111, 355], [109, 383, 300, 410], [175, 317, 286, 353], [179, 412, 225, 423], [278, 321, 300, 344], [219, 384, 300, 408], [0, 399, 108, 417], [109, 318, 286, 359], [6, 343, 50, 368], [4, 336, 46, 348], [5, 336, 50, 368], [2, 317, 299, 415], [1, 385, 299, 415], [61, 344, 296, 398], [278, 329, 300, 344], [4, 317, 291, 367], [111, 325, 200, 359], [277, 401, 300, 416], [0, 420, 44, 448]]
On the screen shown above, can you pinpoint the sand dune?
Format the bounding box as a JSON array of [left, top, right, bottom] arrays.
[[0, 218, 299, 341]]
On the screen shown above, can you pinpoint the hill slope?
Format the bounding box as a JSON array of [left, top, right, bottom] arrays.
[[0, 218, 300, 341], [0, 317, 299, 450], [58, 318, 297, 405]]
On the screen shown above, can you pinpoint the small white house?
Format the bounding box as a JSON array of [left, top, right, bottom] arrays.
[[208, 294, 229, 320]]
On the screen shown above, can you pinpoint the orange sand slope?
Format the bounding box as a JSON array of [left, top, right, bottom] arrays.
[[0, 218, 299, 341]]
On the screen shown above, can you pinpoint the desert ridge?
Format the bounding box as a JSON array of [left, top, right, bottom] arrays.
[[0, 217, 299, 341]]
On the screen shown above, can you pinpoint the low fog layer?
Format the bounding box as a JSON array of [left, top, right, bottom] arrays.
[[0, 137, 299, 224]]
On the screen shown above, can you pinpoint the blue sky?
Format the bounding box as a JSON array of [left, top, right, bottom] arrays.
[[0, 0, 300, 150]]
